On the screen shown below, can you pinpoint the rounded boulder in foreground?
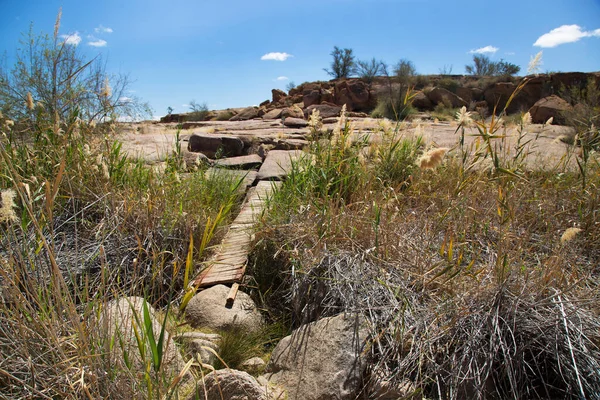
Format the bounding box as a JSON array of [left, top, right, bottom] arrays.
[[185, 284, 263, 332]]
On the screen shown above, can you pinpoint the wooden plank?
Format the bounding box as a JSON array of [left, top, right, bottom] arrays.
[[226, 283, 240, 308]]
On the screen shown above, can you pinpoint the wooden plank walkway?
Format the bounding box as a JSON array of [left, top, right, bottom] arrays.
[[191, 180, 281, 288]]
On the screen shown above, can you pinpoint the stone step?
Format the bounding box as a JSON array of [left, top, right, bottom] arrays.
[[256, 150, 303, 181]]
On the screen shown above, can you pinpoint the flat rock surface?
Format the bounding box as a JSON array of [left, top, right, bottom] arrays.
[[257, 150, 303, 181], [214, 154, 263, 169]]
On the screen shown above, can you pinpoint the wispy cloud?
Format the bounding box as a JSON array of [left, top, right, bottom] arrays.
[[469, 45, 499, 54], [261, 52, 293, 61], [95, 25, 113, 34], [88, 39, 107, 47], [60, 32, 81, 46], [534, 24, 600, 48], [505, 51, 516, 56], [118, 96, 132, 104], [276, 76, 289, 81]]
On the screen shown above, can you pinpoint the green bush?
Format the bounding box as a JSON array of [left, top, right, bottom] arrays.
[[438, 77, 460, 93]]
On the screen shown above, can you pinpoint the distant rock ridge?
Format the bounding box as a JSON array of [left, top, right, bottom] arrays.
[[160, 72, 600, 125]]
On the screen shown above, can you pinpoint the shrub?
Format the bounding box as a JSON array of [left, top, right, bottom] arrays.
[[438, 77, 460, 93], [187, 100, 210, 121], [465, 55, 520, 76], [324, 46, 356, 79], [356, 58, 386, 83]]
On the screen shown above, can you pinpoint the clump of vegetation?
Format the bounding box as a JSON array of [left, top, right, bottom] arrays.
[[0, 12, 244, 398], [371, 59, 418, 120], [356, 57, 386, 83], [465, 54, 521, 76], [186, 100, 210, 121], [255, 73, 600, 398]]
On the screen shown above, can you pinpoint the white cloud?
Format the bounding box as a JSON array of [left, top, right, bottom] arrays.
[[534, 24, 600, 48], [60, 32, 81, 46], [88, 39, 107, 47], [118, 96, 132, 103], [505, 51, 516, 56], [95, 25, 113, 34], [276, 76, 289, 81], [469, 45, 499, 54], [261, 52, 293, 61]]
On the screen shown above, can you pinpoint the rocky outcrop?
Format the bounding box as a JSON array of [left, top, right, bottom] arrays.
[[412, 91, 433, 110], [272, 89, 287, 104], [529, 95, 573, 125], [185, 284, 263, 332], [187, 370, 267, 400], [334, 80, 371, 111], [426, 87, 468, 108], [262, 108, 283, 120], [262, 313, 369, 400]]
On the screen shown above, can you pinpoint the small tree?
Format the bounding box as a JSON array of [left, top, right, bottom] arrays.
[[188, 100, 209, 121], [356, 58, 385, 83], [286, 81, 296, 93], [324, 46, 355, 79], [0, 13, 149, 128], [394, 59, 417, 86], [465, 55, 520, 76]]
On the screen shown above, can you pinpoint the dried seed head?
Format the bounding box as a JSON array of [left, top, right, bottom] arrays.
[[54, 8, 62, 40], [418, 148, 449, 169], [0, 189, 18, 223], [528, 51, 543, 75], [455, 106, 473, 127], [560, 227, 582, 244], [26, 92, 34, 111], [522, 112, 532, 126]]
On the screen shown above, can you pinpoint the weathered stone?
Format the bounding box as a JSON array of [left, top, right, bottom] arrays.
[[426, 87, 468, 108], [229, 107, 260, 121], [281, 105, 304, 119], [214, 154, 263, 169], [263, 314, 369, 400], [283, 117, 308, 128], [529, 95, 573, 125], [303, 89, 321, 108], [182, 149, 212, 170], [175, 332, 222, 343], [412, 91, 434, 110], [304, 103, 343, 119], [274, 138, 309, 150], [259, 99, 270, 108], [99, 297, 189, 381], [272, 89, 287, 103], [185, 285, 263, 332], [187, 370, 267, 400], [334, 79, 371, 111], [256, 150, 303, 181], [262, 108, 283, 120], [188, 133, 244, 158], [241, 357, 267, 374], [455, 86, 473, 103], [187, 339, 219, 365]]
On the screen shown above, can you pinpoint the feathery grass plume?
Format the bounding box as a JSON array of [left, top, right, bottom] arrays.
[[308, 109, 322, 132], [455, 106, 473, 127], [545, 117, 554, 125], [54, 8, 62, 40], [4, 120, 14, 130], [561, 227, 582, 243], [101, 77, 112, 98], [0, 189, 18, 223], [418, 147, 448, 169], [522, 111, 532, 126], [332, 104, 347, 138], [26, 92, 35, 111], [528, 51, 543, 75]]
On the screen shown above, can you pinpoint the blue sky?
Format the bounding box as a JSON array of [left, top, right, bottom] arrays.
[[1, 0, 599, 119]]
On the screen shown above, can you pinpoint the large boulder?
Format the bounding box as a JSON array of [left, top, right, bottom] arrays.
[[262, 313, 369, 400], [334, 80, 371, 111], [304, 103, 343, 119], [262, 108, 283, 120], [529, 95, 573, 125], [271, 89, 287, 104], [99, 297, 188, 381], [483, 81, 539, 114], [281, 105, 304, 119], [187, 133, 244, 158], [282, 117, 308, 128], [230, 107, 260, 121], [412, 91, 434, 110], [185, 284, 263, 332], [426, 87, 468, 108], [187, 370, 267, 400]]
